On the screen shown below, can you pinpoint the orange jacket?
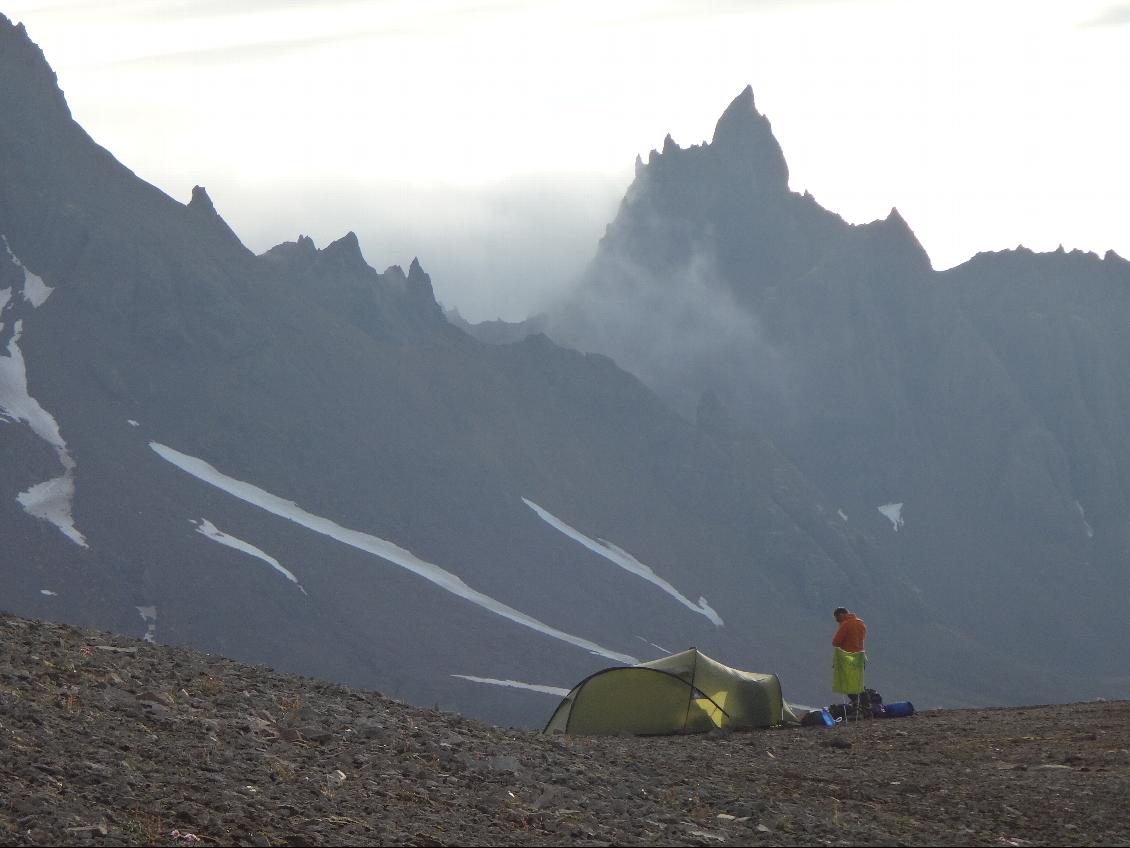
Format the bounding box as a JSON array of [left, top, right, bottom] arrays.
[[832, 614, 867, 653]]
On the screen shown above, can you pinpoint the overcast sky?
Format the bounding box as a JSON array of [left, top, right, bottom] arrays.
[[8, 0, 1130, 320]]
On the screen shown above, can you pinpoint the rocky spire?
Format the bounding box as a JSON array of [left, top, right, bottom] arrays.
[[186, 185, 251, 255], [188, 185, 218, 215], [406, 257, 443, 320], [320, 231, 370, 271], [710, 85, 790, 192]]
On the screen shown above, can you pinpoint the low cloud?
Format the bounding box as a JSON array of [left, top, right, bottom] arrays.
[[1079, 4, 1130, 27], [210, 173, 626, 323], [544, 240, 793, 423]]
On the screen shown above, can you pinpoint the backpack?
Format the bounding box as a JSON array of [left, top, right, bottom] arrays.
[[860, 688, 883, 714], [828, 688, 884, 720]]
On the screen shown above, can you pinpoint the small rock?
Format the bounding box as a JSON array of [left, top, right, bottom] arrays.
[[135, 690, 173, 707], [687, 829, 725, 842]]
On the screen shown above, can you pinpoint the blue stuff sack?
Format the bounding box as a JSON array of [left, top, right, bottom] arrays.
[[800, 708, 841, 727], [883, 701, 915, 718]]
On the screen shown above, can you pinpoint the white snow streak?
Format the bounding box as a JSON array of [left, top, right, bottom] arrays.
[[1075, 501, 1095, 539], [150, 442, 637, 665], [0, 286, 11, 316], [127, 419, 140, 428], [635, 635, 671, 653], [18, 474, 85, 547], [136, 606, 157, 644], [837, 509, 849, 522], [0, 237, 53, 309], [40, 589, 57, 596], [522, 497, 723, 626], [878, 502, 904, 531], [0, 322, 66, 450], [0, 248, 86, 547], [20, 267, 53, 308], [451, 675, 570, 697], [194, 518, 307, 594]]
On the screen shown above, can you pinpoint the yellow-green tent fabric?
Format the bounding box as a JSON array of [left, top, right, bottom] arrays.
[[544, 648, 790, 735]]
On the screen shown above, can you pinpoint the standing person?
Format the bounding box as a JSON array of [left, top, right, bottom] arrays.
[[832, 607, 867, 712]]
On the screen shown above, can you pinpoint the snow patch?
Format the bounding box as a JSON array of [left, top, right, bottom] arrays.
[[136, 606, 157, 643], [837, 509, 849, 522], [451, 675, 570, 697], [1, 237, 53, 308], [18, 474, 86, 547], [1075, 501, 1095, 538], [0, 320, 86, 547], [0, 286, 11, 316], [0, 238, 84, 547], [522, 497, 723, 626], [878, 502, 904, 531], [0, 321, 67, 450], [21, 268, 53, 308], [635, 635, 671, 653], [193, 518, 307, 594], [150, 441, 637, 665], [127, 419, 140, 428], [40, 589, 57, 596]]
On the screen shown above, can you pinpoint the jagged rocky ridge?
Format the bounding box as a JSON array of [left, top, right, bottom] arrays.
[[479, 86, 1130, 706], [0, 14, 991, 727], [2, 12, 1122, 728]]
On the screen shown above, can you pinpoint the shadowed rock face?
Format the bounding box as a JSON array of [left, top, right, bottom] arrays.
[[535, 86, 1130, 697]]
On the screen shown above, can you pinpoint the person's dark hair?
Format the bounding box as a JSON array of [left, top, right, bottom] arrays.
[[833, 607, 848, 617]]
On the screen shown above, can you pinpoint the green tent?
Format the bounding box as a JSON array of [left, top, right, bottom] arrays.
[[544, 648, 791, 735]]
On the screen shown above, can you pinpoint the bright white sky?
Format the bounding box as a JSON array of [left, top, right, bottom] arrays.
[[8, 0, 1130, 320]]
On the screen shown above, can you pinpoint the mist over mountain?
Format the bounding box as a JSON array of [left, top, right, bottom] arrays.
[[3, 13, 1124, 731], [0, 15, 981, 727], [516, 86, 1130, 701]]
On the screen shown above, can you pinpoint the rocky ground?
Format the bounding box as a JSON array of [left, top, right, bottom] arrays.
[[1, 611, 1128, 847]]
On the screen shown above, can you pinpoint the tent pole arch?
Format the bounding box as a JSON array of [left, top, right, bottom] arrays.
[[681, 648, 700, 732], [544, 666, 731, 734], [543, 648, 785, 735]]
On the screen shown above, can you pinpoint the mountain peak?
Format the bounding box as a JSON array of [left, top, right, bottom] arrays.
[[188, 185, 217, 215], [407, 257, 441, 311], [321, 231, 369, 271], [710, 86, 789, 190], [0, 13, 73, 127], [185, 185, 250, 255]]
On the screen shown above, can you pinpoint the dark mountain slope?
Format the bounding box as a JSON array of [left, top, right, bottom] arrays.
[[535, 87, 1130, 701], [0, 15, 973, 725]]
